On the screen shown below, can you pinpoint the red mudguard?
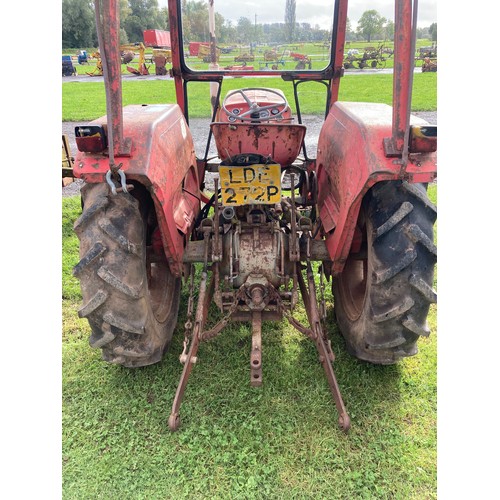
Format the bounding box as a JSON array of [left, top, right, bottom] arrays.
[[73, 104, 201, 277], [315, 101, 437, 275]]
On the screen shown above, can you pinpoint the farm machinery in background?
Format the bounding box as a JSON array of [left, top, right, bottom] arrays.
[[78, 50, 89, 64], [88, 49, 145, 77], [62, 51, 90, 75], [150, 49, 172, 75], [88, 43, 153, 76], [87, 29, 173, 77], [263, 49, 286, 68], [142, 29, 172, 74], [189, 41, 221, 62], [119, 43, 149, 75], [343, 43, 393, 69], [85, 51, 104, 76], [223, 62, 255, 71], [72, 0, 437, 433], [62, 135, 75, 186], [416, 44, 437, 72], [421, 57, 437, 72], [62, 55, 77, 76], [198, 43, 221, 62], [290, 52, 312, 69], [234, 51, 255, 63]]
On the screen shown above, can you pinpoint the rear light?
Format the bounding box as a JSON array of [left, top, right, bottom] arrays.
[[409, 125, 437, 153], [75, 125, 107, 153]]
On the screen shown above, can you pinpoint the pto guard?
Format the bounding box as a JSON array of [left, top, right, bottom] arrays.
[[74, 104, 200, 277], [316, 101, 437, 274]]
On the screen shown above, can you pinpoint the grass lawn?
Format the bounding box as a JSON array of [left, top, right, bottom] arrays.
[[62, 184, 437, 498], [62, 72, 436, 121]]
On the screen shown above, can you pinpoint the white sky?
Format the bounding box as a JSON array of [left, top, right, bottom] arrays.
[[158, 0, 437, 29]]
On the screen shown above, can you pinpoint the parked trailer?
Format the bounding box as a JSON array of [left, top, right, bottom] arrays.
[[188, 41, 208, 56], [143, 29, 171, 48]]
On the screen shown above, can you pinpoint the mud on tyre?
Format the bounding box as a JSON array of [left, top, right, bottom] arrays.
[[333, 181, 437, 364], [73, 182, 181, 367]]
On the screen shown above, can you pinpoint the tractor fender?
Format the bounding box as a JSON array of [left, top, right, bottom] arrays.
[[315, 101, 436, 275], [73, 104, 200, 277]]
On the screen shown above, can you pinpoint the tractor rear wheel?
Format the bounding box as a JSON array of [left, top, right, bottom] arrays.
[[73, 183, 181, 367], [333, 181, 437, 364]]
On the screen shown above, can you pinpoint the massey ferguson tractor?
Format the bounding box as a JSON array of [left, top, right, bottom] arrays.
[[72, 0, 437, 433]]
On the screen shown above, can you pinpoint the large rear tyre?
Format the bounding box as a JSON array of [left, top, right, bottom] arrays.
[[73, 183, 181, 367], [333, 181, 437, 364]]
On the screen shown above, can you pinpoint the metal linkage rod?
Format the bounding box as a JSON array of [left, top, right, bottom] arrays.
[[168, 234, 213, 431], [297, 262, 351, 432], [250, 312, 263, 387]]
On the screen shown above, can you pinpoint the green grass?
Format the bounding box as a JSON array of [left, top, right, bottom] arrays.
[[62, 186, 437, 498], [62, 72, 436, 121]]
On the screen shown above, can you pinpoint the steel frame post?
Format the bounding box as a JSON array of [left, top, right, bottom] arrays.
[[385, 0, 418, 159], [93, 0, 131, 161]]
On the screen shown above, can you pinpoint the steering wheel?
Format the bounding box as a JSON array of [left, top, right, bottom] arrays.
[[222, 88, 288, 122]]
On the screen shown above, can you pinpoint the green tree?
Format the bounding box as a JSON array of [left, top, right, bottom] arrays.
[[118, 0, 132, 43], [356, 10, 386, 42], [384, 20, 394, 41], [429, 22, 437, 42], [284, 0, 296, 43], [62, 0, 96, 49], [122, 0, 167, 42], [345, 16, 356, 41], [216, 16, 236, 44], [236, 17, 253, 44], [182, 0, 208, 41]]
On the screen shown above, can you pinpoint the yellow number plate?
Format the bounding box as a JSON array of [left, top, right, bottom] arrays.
[[219, 164, 281, 206]]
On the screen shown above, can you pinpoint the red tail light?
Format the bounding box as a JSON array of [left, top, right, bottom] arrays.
[[409, 125, 437, 153], [75, 125, 107, 153]]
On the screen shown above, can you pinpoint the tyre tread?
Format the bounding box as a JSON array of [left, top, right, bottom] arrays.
[[373, 248, 417, 284], [98, 218, 141, 256], [73, 196, 109, 234], [78, 289, 108, 318], [73, 241, 107, 277], [373, 201, 413, 240], [97, 266, 143, 299], [74, 184, 181, 368], [333, 181, 437, 364]]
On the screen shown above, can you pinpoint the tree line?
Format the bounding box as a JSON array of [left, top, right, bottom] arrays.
[[348, 10, 436, 43], [62, 0, 437, 50]]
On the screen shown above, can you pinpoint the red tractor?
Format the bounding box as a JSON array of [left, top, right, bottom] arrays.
[[73, 0, 437, 433]]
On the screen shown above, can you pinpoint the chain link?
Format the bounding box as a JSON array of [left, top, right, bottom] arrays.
[[179, 265, 196, 363]]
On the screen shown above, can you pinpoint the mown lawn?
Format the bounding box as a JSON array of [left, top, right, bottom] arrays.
[[62, 185, 437, 499], [62, 72, 436, 121]]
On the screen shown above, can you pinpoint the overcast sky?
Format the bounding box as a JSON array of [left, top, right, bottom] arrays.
[[158, 0, 437, 29]]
